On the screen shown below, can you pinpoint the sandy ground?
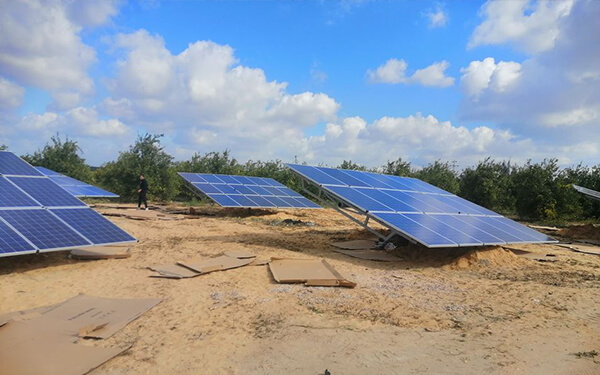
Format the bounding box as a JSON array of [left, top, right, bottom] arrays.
[[1, 205, 599, 375]]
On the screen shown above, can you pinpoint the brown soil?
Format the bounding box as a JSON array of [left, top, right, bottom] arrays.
[[1, 206, 599, 374], [560, 224, 600, 241]]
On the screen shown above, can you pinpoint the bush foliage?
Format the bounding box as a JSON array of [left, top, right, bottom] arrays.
[[16, 134, 600, 222]]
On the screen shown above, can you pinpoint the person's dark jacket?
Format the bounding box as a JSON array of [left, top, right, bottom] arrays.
[[140, 179, 149, 193]]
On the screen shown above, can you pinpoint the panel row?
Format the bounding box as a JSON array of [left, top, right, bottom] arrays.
[[36, 167, 119, 198], [371, 212, 556, 248], [0, 208, 136, 256], [325, 185, 498, 216], [286, 164, 451, 195], [0, 176, 86, 207], [179, 173, 282, 187]]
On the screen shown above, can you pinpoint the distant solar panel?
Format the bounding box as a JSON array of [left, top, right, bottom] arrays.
[[178, 172, 321, 209], [35, 166, 119, 198], [287, 164, 556, 248], [0, 152, 136, 257], [573, 184, 600, 202]]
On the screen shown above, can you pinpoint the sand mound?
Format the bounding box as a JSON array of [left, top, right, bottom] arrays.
[[444, 246, 523, 270], [560, 224, 600, 241]]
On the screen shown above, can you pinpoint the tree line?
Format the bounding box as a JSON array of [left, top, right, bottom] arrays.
[[4, 135, 600, 223]]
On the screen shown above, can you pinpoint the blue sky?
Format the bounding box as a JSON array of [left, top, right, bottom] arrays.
[[1, 0, 599, 167]]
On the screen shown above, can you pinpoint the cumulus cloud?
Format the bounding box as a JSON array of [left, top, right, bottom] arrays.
[[101, 29, 339, 160], [0, 77, 25, 112], [0, 0, 121, 109], [424, 4, 448, 29], [462, 0, 600, 146], [469, 0, 574, 53], [460, 58, 522, 98], [368, 59, 454, 87]]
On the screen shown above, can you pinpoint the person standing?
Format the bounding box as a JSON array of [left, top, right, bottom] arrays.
[[137, 174, 149, 210]]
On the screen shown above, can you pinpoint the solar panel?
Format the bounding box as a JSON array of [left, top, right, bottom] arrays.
[[179, 172, 321, 209], [286, 164, 557, 248], [35, 167, 119, 198], [573, 184, 600, 202], [0, 152, 136, 257], [0, 151, 43, 176], [51, 208, 136, 244], [7, 177, 87, 207]]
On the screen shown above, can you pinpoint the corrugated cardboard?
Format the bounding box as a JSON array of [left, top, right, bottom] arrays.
[[18, 294, 162, 340], [268, 258, 356, 288], [178, 255, 255, 274], [331, 239, 377, 250], [148, 264, 200, 279], [333, 249, 404, 262], [70, 246, 132, 260], [0, 320, 128, 375], [224, 250, 256, 259]]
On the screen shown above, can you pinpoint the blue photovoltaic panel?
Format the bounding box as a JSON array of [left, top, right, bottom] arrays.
[[286, 164, 556, 248], [0, 209, 90, 250], [35, 167, 118, 198], [8, 177, 86, 207], [179, 172, 321, 209], [573, 184, 600, 202], [51, 208, 136, 244], [0, 220, 35, 255], [0, 177, 39, 207], [0, 153, 136, 257], [0, 151, 43, 176]]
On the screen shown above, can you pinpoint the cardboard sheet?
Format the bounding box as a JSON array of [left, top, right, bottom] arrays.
[[0, 320, 128, 375], [224, 250, 256, 259], [18, 294, 162, 340], [70, 246, 131, 260], [558, 244, 600, 256], [269, 258, 356, 288], [178, 255, 255, 274], [148, 264, 200, 279], [333, 249, 404, 262], [331, 239, 377, 250]]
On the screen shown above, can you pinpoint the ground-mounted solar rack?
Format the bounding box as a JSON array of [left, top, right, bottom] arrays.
[[0, 151, 136, 258], [573, 184, 600, 202], [35, 166, 119, 198], [287, 164, 557, 248], [179, 172, 321, 209]]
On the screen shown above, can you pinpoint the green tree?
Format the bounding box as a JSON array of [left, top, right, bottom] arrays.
[[459, 158, 515, 213], [95, 134, 177, 202], [511, 159, 562, 220], [0, 144, 7, 151], [338, 160, 368, 171], [414, 160, 459, 194], [176, 150, 242, 174], [381, 157, 412, 176], [22, 135, 92, 182]]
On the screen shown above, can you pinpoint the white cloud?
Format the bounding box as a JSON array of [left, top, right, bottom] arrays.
[[460, 58, 522, 98], [101, 29, 339, 160], [368, 59, 454, 87], [462, 0, 600, 139], [0, 77, 25, 111], [424, 4, 448, 29], [0, 0, 121, 109], [469, 0, 574, 53]]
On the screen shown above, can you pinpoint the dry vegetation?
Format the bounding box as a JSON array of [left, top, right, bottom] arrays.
[[1, 205, 599, 374]]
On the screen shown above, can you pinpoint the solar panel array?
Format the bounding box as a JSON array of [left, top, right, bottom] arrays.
[[179, 172, 321, 209], [573, 184, 600, 202], [286, 164, 556, 248], [0, 151, 136, 257], [35, 166, 119, 198]]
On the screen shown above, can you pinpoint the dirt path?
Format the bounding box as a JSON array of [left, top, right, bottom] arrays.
[[1, 207, 599, 374]]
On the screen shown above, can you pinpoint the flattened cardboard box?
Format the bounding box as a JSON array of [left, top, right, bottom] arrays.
[[1, 294, 161, 341], [269, 258, 356, 288], [0, 320, 128, 375], [178, 255, 255, 274], [70, 246, 132, 260], [331, 239, 377, 250]]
